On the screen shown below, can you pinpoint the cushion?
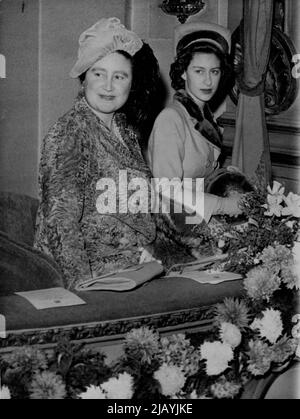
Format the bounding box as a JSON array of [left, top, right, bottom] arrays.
[[241, 363, 300, 399], [0, 231, 64, 296], [0, 191, 39, 246], [264, 363, 300, 399], [0, 276, 244, 348]]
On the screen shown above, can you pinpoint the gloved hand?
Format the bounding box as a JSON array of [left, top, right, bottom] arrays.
[[226, 165, 243, 174], [215, 194, 244, 217], [139, 246, 162, 264]]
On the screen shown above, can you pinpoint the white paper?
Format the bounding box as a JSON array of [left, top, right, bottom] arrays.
[[167, 271, 242, 284], [15, 287, 86, 310]]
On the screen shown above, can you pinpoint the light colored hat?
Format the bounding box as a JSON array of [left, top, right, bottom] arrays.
[[174, 21, 231, 57], [70, 17, 143, 78]]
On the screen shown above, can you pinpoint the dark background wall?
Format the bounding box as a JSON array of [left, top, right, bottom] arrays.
[[0, 0, 39, 197]]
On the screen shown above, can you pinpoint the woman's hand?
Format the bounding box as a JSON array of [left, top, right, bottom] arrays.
[[226, 165, 243, 174], [139, 247, 162, 264]]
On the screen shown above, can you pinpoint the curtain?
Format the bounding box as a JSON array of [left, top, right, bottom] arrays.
[[232, 0, 274, 186]]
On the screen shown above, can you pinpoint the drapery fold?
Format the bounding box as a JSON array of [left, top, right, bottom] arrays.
[[232, 0, 274, 185]]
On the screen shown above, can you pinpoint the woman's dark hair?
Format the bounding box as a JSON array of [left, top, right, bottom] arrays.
[[120, 43, 166, 147], [170, 43, 234, 111], [79, 71, 87, 85], [79, 43, 166, 150]]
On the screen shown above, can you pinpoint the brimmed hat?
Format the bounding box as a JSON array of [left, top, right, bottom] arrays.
[[70, 17, 143, 78], [174, 21, 231, 57]]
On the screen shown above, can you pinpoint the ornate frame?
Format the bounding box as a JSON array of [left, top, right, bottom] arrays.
[[0, 305, 215, 353]]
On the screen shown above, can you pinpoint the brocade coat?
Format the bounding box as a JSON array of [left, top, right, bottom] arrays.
[[34, 92, 163, 289]]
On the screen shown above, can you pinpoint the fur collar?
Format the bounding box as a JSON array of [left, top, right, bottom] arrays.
[[174, 90, 222, 150]]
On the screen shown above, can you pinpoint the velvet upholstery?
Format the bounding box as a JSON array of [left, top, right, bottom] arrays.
[[0, 191, 64, 295], [0, 191, 39, 246], [0, 276, 244, 332], [0, 231, 64, 296]]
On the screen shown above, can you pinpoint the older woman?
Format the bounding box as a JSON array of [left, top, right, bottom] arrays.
[[148, 22, 244, 224], [34, 18, 196, 289]]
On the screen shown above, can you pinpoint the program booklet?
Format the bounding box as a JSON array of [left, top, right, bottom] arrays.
[[165, 254, 243, 284], [15, 287, 86, 310], [166, 270, 242, 284]]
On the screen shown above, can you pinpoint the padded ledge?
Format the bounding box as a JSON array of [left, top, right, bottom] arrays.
[[0, 191, 39, 247], [0, 276, 244, 349]]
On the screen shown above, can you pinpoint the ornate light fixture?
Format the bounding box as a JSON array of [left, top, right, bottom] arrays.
[[159, 0, 206, 24]]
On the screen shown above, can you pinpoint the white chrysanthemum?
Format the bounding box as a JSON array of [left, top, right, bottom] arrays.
[[292, 314, 300, 324], [262, 182, 285, 216], [124, 326, 160, 364], [288, 244, 300, 290], [251, 309, 283, 344], [79, 385, 106, 399], [211, 378, 241, 399], [281, 264, 300, 290], [260, 245, 293, 273], [292, 322, 300, 340], [101, 372, 134, 399], [154, 363, 186, 397], [244, 267, 281, 301], [267, 181, 285, 204], [29, 372, 66, 400], [247, 340, 273, 376], [158, 333, 201, 376], [279, 243, 300, 290], [262, 198, 283, 217], [214, 298, 251, 330], [293, 242, 300, 261], [200, 341, 233, 376], [282, 192, 300, 218], [0, 386, 11, 399], [220, 322, 242, 348]]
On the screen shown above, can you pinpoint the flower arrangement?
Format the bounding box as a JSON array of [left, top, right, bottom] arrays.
[[208, 181, 299, 275], [0, 182, 299, 399]]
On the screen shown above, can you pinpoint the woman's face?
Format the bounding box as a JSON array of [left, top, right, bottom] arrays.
[[182, 52, 221, 107], [84, 52, 132, 120]]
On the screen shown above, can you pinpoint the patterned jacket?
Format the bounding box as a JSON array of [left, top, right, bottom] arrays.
[[34, 91, 163, 288], [34, 92, 196, 289]]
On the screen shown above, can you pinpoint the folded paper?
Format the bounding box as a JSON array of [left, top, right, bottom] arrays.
[[15, 287, 86, 310], [166, 270, 242, 284]]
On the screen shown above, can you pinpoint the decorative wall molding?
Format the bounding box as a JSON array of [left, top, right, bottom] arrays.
[[0, 306, 215, 352], [230, 26, 299, 116]]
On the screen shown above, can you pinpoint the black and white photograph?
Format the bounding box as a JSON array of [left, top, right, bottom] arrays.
[[0, 0, 299, 402]]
